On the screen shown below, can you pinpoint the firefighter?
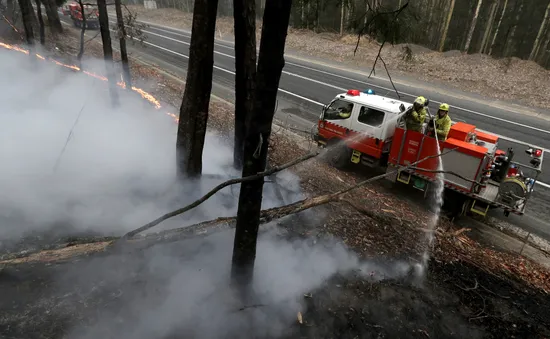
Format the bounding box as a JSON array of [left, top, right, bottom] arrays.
[[428, 103, 452, 140], [337, 102, 353, 119], [405, 96, 427, 132]]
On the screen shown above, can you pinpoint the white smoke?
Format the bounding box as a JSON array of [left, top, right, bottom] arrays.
[[58, 229, 411, 339], [0, 46, 413, 338], [0, 47, 304, 243]]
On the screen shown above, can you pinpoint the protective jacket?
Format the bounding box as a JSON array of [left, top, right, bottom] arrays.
[[433, 114, 452, 140], [405, 107, 427, 132]]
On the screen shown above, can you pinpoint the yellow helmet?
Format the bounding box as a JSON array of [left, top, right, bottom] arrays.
[[414, 96, 426, 105], [439, 103, 450, 112]]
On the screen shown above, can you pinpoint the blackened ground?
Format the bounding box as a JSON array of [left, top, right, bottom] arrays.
[[284, 260, 550, 339], [1, 229, 549, 339]]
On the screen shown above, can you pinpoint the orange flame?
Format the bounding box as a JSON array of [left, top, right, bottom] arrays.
[[117, 74, 127, 89], [0, 41, 29, 54], [0, 41, 178, 124]]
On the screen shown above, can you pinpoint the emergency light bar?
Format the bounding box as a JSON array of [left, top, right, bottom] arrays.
[[347, 89, 360, 96], [363, 89, 375, 95], [526, 148, 543, 157]]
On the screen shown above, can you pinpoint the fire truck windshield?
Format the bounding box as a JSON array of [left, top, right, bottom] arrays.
[[324, 99, 354, 120]]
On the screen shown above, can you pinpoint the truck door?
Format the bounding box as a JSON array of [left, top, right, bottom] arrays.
[[349, 105, 387, 158], [353, 106, 385, 138]]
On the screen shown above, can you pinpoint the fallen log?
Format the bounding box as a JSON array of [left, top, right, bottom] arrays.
[[0, 149, 456, 265]]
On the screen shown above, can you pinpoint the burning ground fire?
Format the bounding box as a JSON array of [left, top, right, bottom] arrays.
[[0, 41, 179, 123]]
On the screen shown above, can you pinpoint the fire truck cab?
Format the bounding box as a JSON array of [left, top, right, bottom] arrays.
[[316, 89, 544, 218], [317, 89, 409, 168]]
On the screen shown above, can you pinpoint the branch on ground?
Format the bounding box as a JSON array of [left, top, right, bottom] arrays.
[[119, 151, 320, 240], [120, 148, 457, 242]]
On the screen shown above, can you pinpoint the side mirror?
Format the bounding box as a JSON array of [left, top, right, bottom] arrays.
[[424, 98, 430, 107]]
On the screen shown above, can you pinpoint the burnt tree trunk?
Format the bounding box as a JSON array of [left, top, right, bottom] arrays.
[[43, 0, 63, 33], [233, 0, 257, 169], [77, 0, 86, 61], [463, 0, 483, 52], [231, 0, 293, 286], [97, 0, 119, 106], [176, 0, 219, 178], [17, 0, 34, 45], [438, 0, 455, 52], [490, 0, 509, 55], [7, 0, 15, 20], [34, 0, 45, 45], [115, 0, 132, 87]]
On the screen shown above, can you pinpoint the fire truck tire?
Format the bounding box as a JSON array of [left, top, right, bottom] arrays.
[[327, 142, 351, 170]]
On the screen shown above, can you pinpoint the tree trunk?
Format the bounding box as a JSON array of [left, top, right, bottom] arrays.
[[314, 0, 319, 33], [17, 0, 34, 45], [463, 0, 483, 53], [77, 0, 86, 61], [231, 0, 293, 287], [489, 0, 508, 55], [233, 0, 257, 170], [438, 0, 455, 52], [176, 0, 219, 178], [347, 0, 353, 31], [43, 0, 63, 33], [529, 1, 550, 60], [7, 0, 15, 20], [301, 0, 305, 28], [504, 0, 523, 57], [480, 1, 497, 54], [115, 0, 132, 88], [97, 0, 120, 107], [306, 0, 310, 29], [340, 0, 345, 35], [34, 0, 45, 45]]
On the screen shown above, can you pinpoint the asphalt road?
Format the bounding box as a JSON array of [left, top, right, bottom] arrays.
[[109, 19, 550, 184], [58, 14, 550, 239]]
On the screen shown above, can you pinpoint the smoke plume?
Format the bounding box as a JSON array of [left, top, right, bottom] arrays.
[[0, 47, 412, 339]]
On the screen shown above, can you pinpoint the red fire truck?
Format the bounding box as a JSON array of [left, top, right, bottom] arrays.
[[67, 2, 99, 29], [315, 89, 544, 218]]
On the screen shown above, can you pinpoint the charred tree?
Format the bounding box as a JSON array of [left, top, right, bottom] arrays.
[[438, 0, 455, 52], [480, 1, 498, 54], [115, 0, 132, 88], [6, 0, 14, 20], [43, 0, 63, 33], [176, 0, 219, 178], [77, 0, 86, 61], [233, 0, 257, 169], [340, 0, 345, 35], [231, 0, 293, 286], [34, 0, 45, 45], [97, 0, 119, 106], [529, 1, 550, 60], [463, 0, 483, 52], [17, 0, 34, 45], [490, 0, 508, 55]]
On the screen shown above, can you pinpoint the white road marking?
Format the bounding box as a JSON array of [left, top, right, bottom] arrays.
[[137, 23, 550, 139], [64, 19, 550, 188]]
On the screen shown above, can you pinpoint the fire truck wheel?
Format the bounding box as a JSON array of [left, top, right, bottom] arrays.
[[328, 143, 351, 170]]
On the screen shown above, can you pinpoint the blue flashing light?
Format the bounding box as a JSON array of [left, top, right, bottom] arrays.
[[364, 89, 375, 95]]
